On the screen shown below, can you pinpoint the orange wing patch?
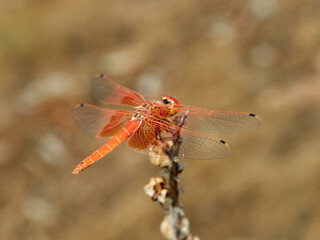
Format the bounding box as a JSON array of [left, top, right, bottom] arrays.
[[97, 110, 128, 137], [127, 122, 158, 150]]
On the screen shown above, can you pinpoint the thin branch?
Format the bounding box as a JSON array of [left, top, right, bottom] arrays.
[[144, 113, 200, 240]]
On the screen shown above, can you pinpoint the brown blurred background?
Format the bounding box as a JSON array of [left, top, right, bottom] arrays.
[[1, 0, 320, 239]]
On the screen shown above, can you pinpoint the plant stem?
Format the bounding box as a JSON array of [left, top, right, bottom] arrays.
[[165, 115, 185, 240]]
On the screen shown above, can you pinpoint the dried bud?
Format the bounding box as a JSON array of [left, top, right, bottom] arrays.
[[144, 177, 168, 203], [160, 215, 172, 240], [186, 235, 200, 240], [179, 216, 190, 236], [160, 214, 195, 240], [149, 141, 172, 168]]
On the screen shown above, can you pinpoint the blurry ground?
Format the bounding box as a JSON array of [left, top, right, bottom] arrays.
[[1, 0, 320, 239]]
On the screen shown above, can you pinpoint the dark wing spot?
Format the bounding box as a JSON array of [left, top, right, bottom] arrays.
[[100, 73, 104, 78], [80, 103, 84, 107], [249, 113, 256, 117], [220, 140, 226, 144]]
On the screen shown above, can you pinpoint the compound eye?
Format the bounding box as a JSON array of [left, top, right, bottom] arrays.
[[162, 97, 171, 104]]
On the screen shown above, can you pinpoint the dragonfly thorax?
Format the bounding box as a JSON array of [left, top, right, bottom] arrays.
[[133, 99, 179, 122]]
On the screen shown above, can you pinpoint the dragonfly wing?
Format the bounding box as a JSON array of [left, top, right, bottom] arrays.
[[178, 129, 230, 159], [71, 103, 132, 138], [171, 104, 261, 133], [126, 117, 230, 160], [91, 74, 146, 106], [126, 121, 157, 154]]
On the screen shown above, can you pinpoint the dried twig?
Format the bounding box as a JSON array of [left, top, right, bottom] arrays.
[[144, 114, 200, 240]]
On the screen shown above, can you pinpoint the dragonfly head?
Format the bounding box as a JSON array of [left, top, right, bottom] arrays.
[[161, 95, 179, 116]]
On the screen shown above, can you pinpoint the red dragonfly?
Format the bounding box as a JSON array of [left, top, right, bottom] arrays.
[[71, 74, 261, 174]]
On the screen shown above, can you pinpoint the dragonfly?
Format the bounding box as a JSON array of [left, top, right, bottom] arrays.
[[71, 74, 261, 174]]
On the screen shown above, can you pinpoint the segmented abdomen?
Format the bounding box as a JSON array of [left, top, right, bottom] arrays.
[[72, 119, 141, 174]]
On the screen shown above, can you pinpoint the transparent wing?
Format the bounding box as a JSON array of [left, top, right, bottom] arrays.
[[178, 128, 230, 159], [71, 103, 133, 138], [126, 116, 230, 159], [91, 74, 146, 106], [170, 104, 261, 133]]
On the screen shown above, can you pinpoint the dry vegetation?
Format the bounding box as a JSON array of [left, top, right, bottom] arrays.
[[1, 0, 320, 239]]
